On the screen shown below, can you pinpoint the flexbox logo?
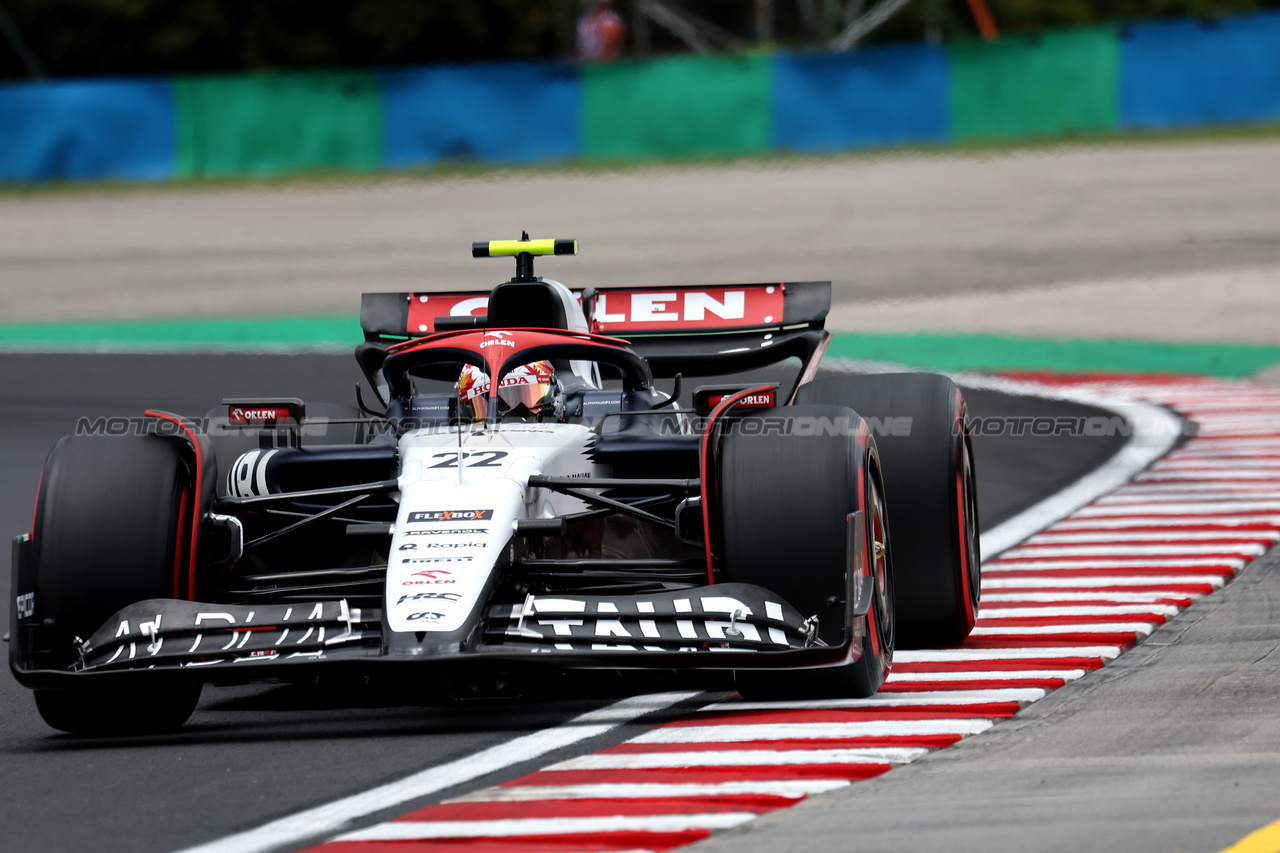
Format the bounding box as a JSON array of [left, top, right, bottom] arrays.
[[408, 509, 493, 523]]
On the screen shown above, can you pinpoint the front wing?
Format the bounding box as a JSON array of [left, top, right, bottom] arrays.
[[10, 580, 871, 689]]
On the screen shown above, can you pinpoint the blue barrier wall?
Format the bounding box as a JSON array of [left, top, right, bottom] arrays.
[[1121, 11, 1280, 129], [0, 78, 175, 181], [773, 44, 948, 151], [381, 62, 580, 168], [3, 10, 1280, 184]]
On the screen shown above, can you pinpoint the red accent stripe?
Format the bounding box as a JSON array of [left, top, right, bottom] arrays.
[[315, 830, 710, 852], [172, 483, 190, 599], [602, 734, 963, 752], [145, 411, 203, 597], [394, 796, 798, 822], [664, 708, 1009, 727], [507, 765, 891, 786], [29, 461, 46, 539], [699, 385, 776, 584]]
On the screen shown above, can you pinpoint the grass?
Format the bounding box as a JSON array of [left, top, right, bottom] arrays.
[[3, 120, 1280, 199]]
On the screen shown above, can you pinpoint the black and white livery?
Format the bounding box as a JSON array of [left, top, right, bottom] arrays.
[[10, 236, 980, 734]]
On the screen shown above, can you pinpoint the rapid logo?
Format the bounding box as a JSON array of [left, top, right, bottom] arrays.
[[408, 509, 493, 523]]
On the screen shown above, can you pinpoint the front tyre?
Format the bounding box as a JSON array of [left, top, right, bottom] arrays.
[[29, 434, 202, 734], [718, 405, 894, 699]]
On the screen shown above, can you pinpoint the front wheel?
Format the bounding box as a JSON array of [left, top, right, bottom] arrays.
[[28, 434, 203, 734], [718, 405, 894, 699]]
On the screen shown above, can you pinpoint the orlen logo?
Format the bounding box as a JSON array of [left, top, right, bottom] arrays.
[[408, 509, 493, 523], [590, 285, 785, 332], [229, 407, 292, 423], [402, 569, 457, 586], [708, 390, 776, 409], [480, 331, 516, 349]]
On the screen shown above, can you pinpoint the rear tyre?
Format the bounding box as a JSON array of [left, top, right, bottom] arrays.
[[30, 434, 202, 734], [795, 374, 981, 648], [719, 405, 894, 699]]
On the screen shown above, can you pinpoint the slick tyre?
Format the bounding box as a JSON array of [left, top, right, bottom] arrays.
[[719, 405, 894, 699], [30, 434, 201, 735], [795, 374, 980, 648]]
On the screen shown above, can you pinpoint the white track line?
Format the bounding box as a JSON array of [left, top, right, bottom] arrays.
[[980, 591, 1199, 603], [552, 748, 928, 769], [450, 780, 850, 801], [172, 691, 698, 853], [977, 605, 1180, 618], [969, 624, 1154, 637], [894, 647, 1119, 662], [885, 670, 1088, 683], [999, 544, 1266, 558], [695, 689, 1048, 712], [335, 813, 757, 841], [1048, 515, 1280, 530], [985, 558, 1245, 570], [1025, 531, 1279, 544], [982, 575, 1226, 589], [631, 720, 994, 744]]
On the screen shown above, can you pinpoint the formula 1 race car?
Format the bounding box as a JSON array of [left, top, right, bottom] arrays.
[[10, 236, 980, 734]]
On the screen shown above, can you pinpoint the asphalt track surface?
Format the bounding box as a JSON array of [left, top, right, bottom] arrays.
[[0, 353, 1124, 853], [3, 139, 1280, 333]]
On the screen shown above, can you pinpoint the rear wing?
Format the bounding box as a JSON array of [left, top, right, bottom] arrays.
[[360, 281, 831, 378]]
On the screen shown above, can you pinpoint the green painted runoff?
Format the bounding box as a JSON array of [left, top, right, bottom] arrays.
[[1, 317, 1278, 377]]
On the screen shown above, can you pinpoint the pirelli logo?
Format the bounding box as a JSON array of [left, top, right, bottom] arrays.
[[408, 509, 494, 523]]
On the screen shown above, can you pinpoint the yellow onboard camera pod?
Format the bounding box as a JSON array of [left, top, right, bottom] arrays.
[[472, 238, 578, 258], [473, 232, 577, 282]]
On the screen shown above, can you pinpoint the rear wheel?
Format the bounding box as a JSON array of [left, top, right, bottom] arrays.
[[30, 434, 202, 735], [718, 405, 894, 699], [796, 373, 980, 647]]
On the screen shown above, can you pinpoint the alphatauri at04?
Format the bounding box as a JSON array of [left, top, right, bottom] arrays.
[[10, 237, 980, 734]]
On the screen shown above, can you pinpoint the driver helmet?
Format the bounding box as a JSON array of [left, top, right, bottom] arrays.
[[458, 360, 560, 422]]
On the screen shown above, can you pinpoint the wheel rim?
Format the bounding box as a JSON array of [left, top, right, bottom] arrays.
[[869, 475, 894, 653], [960, 434, 980, 610]]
